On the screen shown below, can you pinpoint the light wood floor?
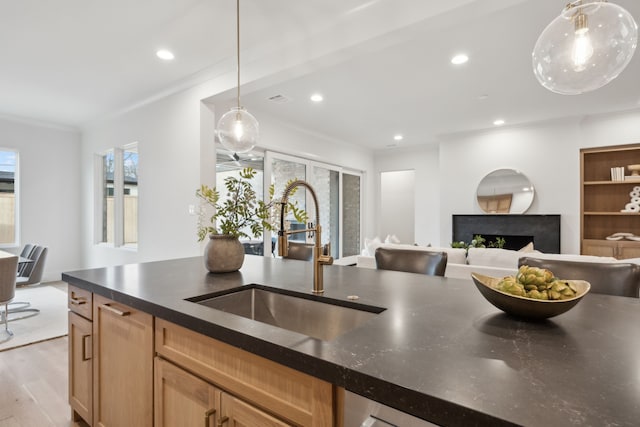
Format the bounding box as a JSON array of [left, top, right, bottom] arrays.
[[0, 280, 87, 427], [0, 336, 87, 427]]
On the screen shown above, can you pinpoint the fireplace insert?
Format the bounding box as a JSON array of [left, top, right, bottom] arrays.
[[452, 214, 561, 253]]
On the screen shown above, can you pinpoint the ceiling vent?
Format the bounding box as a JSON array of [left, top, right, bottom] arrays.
[[267, 94, 291, 103]]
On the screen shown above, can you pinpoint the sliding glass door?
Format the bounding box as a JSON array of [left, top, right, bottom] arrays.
[[342, 172, 361, 257], [265, 151, 361, 260]]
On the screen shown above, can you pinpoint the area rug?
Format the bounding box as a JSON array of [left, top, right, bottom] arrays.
[[0, 285, 68, 352]]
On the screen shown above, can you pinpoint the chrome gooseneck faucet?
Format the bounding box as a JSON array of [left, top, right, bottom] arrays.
[[278, 180, 333, 293]]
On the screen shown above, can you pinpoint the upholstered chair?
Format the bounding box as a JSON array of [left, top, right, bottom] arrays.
[[0, 252, 19, 341], [17, 246, 48, 286], [519, 256, 640, 298], [375, 248, 448, 276]]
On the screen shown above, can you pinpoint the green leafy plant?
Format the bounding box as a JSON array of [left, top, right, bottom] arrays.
[[450, 234, 506, 249], [489, 236, 506, 249], [196, 167, 307, 241]]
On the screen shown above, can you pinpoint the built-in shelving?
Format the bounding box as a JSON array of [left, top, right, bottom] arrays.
[[581, 144, 640, 259]]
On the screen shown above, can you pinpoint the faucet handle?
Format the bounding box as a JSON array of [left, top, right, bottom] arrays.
[[319, 254, 334, 265], [277, 233, 288, 257]]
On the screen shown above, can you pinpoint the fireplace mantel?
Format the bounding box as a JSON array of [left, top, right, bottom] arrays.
[[452, 214, 561, 253]]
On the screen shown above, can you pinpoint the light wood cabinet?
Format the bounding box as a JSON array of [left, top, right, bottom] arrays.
[[93, 294, 153, 427], [581, 144, 640, 259], [583, 239, 640, 259], [220, 392, 294, 427], [154, 356, 220, 427], [155, 356, 295, 427], [155, 318, 335, 426], [69, 311, 93, 425], [69, 292, 338, 427], [68, 285, 93, 426]]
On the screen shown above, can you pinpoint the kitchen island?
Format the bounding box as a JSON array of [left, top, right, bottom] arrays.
[[63, 255, 640, 426]]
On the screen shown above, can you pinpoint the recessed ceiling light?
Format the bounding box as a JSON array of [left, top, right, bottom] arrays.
[[393, 134, 403, 141], [451, 54, 469, 65], [478, 94, 489, 100], [493, 119, 505, 126], [156, 49, 175, 61], [310, 93, 324, 103]]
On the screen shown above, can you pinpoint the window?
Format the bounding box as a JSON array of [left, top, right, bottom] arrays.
[[96, 143, 138, 248], [213, 147, 363, 260], [0, 149, 18, 247], [123, 145, 138, 247], [265, 151, 362, 260], [101, 150, 115, 244]]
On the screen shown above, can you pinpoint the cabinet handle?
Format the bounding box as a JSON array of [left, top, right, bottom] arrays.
[[81, 334, 92, 361], [69, 293, 86, 305], [204, 408, 216, 427], [101, 303, 130, 316], [217, 416, 229, 427]]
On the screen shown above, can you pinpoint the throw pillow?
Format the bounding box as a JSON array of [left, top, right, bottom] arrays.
[[363, 236, 381, 256], [519, 242, 535, 252]]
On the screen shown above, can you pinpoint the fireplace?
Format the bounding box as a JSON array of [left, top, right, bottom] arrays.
[[452, 214, 561, 253]]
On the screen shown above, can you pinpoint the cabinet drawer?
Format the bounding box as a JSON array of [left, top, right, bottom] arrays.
[[155, 318, 334, 427], [68, 285, 92, 320]]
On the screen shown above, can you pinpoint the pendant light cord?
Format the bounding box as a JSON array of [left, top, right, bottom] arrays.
[[236, 0, 241, 110]]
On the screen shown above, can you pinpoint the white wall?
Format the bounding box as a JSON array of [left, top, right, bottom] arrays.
[[81, 88, 205, 268], [0, 117, 81, 281], [79, 81, 640, 267], [440, 120, 580, 253], [80, 87, 376, 269], [374, 145, 440, 246], [374, 108, 640, 254], [380, 170, 415, 243]]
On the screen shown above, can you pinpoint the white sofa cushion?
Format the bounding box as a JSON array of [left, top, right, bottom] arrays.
[[466, 247, 523, 269], [520, 253, 617, 264], [446, 263, 517, 280], [467, 247, 619, 270]]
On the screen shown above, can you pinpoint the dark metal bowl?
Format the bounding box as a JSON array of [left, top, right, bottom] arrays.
[[471, 273, 591, 320]]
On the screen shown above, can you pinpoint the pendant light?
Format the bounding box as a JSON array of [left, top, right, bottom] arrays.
[[532, 0, 638, 95], [216, 0, 258, 153]]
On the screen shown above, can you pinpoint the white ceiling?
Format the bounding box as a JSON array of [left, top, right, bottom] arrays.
[[1, 0, 639, 150]]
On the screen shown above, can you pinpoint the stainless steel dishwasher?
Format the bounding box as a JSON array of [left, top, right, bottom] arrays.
[[344, 390, 438, 426]]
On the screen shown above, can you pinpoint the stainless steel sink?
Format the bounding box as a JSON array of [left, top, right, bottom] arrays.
[[189, 285, 384, 341]]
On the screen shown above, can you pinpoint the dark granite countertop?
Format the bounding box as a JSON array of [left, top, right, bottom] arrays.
[[62, 255, 640, 426]]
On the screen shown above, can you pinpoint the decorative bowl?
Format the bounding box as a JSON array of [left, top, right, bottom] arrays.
[[471, 273, 590, 320], [628, 164, 640, 176]]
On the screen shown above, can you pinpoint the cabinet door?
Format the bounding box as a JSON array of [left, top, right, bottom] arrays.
[[93, 294, 153, 427], [220, 392, 294, 427], [617, 241, 640, 259], [582, 239, 617, 258], [69, 311, 92, 425], [154, 357, 220, 427]]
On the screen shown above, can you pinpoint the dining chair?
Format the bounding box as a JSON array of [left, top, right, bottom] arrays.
[[518, 256, 640, 298], [375, 248, 448, 276], [0, 252, 19, 342], [17, 246, 48, 286], [17, 243, 36, 276]]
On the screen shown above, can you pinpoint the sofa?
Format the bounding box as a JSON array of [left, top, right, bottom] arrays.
[[356, 240, 640, 281]]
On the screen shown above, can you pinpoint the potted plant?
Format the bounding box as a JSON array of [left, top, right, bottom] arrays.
[[196, 167, 306, 273]]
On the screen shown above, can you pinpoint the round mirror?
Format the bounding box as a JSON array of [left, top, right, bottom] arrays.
[[476, 169, 535, 214]]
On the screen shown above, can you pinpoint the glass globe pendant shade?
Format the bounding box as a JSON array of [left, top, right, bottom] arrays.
[[216, 106, 259, 154], [532, 0, 638, 95]]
